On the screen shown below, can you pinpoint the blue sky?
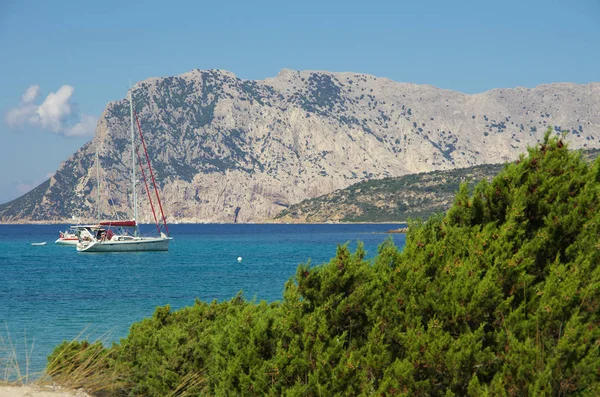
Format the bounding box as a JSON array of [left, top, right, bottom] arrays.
[[0, 0, 598, 204]]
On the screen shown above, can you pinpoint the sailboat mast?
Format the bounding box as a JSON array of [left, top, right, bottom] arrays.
[[130, 87, 138, 235], [96, 146, 100, 221]]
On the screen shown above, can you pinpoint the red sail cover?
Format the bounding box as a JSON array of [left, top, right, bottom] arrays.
[[98, 220, 137, 227]]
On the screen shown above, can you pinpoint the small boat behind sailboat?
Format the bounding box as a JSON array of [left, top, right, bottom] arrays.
[[55, 229, 79, 245]]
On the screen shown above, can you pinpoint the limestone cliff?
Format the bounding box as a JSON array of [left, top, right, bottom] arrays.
[[1, 69, 599, 223]]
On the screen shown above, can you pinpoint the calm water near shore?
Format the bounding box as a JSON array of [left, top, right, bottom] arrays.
[[0, 223, 406, 376]]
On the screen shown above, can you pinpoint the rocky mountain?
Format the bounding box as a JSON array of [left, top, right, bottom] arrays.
[[1, 69, 599, 223]]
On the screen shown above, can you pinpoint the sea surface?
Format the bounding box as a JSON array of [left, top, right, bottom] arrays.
[[0, 223, 406, 377]]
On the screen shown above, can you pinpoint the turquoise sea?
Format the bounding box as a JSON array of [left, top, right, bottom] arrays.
[[0, 223, 406, 377]]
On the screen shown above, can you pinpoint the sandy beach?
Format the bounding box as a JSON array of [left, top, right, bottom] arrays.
[[0, 385, 90, 397]]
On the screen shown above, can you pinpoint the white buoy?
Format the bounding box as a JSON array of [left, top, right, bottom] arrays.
[[237, 257, 242, 262]]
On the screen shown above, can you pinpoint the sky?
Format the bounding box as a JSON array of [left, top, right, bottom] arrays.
[[0, 0, 599, 204]]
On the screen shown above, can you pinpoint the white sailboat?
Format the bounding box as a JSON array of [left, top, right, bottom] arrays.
[[75, 88, 171, 253]]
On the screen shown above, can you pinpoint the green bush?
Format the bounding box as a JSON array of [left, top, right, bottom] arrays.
[[48, 129, 600, 395]]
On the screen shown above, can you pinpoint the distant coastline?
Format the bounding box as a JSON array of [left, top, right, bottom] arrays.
[[0, 220, 408, 225]]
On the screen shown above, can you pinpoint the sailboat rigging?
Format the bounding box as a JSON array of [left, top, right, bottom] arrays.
[[74, 87, 171, 252]]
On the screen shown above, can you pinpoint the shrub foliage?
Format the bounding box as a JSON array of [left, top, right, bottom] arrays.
[[49, 129, 600, 395]]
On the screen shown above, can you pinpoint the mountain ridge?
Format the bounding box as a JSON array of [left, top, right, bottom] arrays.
[[1, 69, 599, 223]]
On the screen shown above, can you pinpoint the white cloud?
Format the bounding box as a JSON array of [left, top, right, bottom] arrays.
[[4, 85, 97, 137], [66, 113, 97, 137], [37, 85, 75, 132], [21, 85, 40, 104], [5, 103, 37, 128]]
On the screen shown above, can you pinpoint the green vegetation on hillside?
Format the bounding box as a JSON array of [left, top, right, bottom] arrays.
[[48, 130, 600, 395], [275, 147, 600, 223], [276, 163, 505, 222]]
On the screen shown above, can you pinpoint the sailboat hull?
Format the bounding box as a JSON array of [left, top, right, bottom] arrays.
[[55, 238, 79, 246], [77, 236, 170, 252]]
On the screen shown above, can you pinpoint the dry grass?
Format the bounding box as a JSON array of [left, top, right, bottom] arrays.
[[166, 371, 206, 397], [40, 330, 130, 396], [1, 326, 207, 396], [0, 326, 128, 396], [0, 325, 35, 384], [42, 339, 207, 396]]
